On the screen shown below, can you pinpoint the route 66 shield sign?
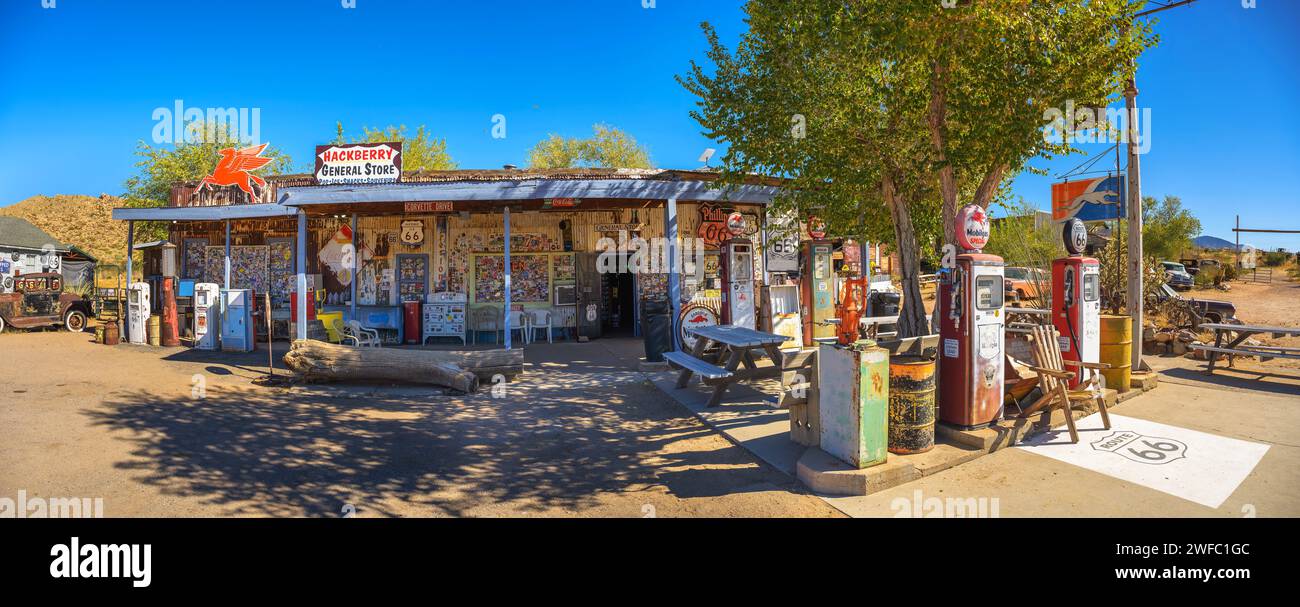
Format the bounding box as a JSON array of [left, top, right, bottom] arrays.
[[400, 220, 424, 247], [1091, 431, 1187, 465]]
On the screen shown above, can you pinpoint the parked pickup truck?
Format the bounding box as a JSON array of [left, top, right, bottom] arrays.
[[0, 273, 92, 333]]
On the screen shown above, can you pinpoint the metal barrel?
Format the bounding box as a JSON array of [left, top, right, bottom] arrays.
[[888, 355, 936, 454], [103, 321, 120, 346], [1099, 314, 1132, 392], [147, 314, 161, 347]]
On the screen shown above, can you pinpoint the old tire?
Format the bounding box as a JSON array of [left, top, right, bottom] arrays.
[[0, 316, 5, 333], [64, 309, 87, 333]]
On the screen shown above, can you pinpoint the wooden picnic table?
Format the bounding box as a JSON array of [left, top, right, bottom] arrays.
[[665, 325, 789, 407], [1193, 322, 1300, 373]]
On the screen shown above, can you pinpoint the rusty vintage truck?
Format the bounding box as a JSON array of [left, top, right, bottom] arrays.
[[0, 273, 92, 333]]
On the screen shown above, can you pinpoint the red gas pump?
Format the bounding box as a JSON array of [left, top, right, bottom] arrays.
[[938, 205, 1005, 429], [1052, 218, 1101, 388]]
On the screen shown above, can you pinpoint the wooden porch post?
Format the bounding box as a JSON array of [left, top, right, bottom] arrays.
[[503, 205, 512, 350], [124, 220, 134, 339], [349, 213, 358, 322], [665, 197, 680, 352], [296, 210, 308, 341], [223, 220, 231, 289]]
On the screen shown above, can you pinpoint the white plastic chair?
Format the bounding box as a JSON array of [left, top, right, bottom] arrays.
[[506, 310, 531, 345], [528, 308, 554, 344], [345, 320, 382, 347]]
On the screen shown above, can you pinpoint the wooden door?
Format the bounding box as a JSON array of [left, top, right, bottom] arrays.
[[576, 253, 602, 339]]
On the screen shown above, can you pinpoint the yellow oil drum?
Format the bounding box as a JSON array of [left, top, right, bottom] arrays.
[[888, 356, 937, 454], [1099, 314, 1132, 392], [147, 314, 162, 347], [94, 324, 106, 344]]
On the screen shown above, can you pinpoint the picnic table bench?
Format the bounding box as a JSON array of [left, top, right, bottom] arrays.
[[1191, 322, 1300, 373], [666, 324, 789, 407]]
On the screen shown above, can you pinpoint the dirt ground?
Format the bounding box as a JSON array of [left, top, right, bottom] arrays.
[[0, 331, 842, 518]]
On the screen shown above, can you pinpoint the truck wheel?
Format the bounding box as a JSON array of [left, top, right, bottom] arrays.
[[0, 316, 5, 333], [64, 309, 88, 333]]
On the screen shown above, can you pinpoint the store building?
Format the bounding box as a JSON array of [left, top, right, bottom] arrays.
[[111, 163, 791, 348]]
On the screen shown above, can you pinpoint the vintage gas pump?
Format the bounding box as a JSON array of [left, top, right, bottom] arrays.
[[220, 288, 254, 352], [126, 282, 150, 344], [1052, 218, 1101, 388], [193, 283, 220, 350], [719, 213, 756, 329], [938, 205, 1005, 429], [800, 239, 836, 345]]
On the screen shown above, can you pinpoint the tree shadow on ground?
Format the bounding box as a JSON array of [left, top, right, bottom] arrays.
[[87, 366, 780, 517]]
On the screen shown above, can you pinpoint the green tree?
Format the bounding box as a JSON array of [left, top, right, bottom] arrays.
[[334, 123, 456, 174], [123, 121, 294, 240], [526, 124, 654, 169], [1141, 195, 1201, 261], [679, 0, 1153, 336]]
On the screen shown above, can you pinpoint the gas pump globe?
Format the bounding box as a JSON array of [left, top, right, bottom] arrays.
[[938, 204, 1005, 429], [1052, 218, 1101, 388]]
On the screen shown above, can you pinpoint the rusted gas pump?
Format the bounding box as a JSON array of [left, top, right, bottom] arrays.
[[938, 204, 1005, 429], [1052, 218, 1101, 388]]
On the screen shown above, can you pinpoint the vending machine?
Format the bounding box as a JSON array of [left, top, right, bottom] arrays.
[[220, 288, 254, 352], [719, 237, 756, 329], [1052, 218, 1101, 388], [800, 240, 836, 346], [127, 282, 151, 345], [938, 205, 1005, 429], [193, 283, 220, 350]]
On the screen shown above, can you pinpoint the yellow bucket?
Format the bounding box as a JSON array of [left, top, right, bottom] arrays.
[[1099, 314, 1132, 392], [147, 314, 161, 347]]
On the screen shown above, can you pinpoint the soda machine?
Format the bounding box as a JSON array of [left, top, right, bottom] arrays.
[[719, 236, 756, 329], [126, 282, 150, 345], [193, 283, 220, 350], [1052, 218, 1101, 388], [220, 288, 254, 352], [800, 240, 836, 345], [938, 205, 1005, 429]]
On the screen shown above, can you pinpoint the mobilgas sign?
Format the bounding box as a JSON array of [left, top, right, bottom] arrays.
[[314, 142, 403, 185]]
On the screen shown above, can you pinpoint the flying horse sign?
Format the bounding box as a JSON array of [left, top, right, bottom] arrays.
[[314, 142, 403, 185], [193, 143, 275, 204]]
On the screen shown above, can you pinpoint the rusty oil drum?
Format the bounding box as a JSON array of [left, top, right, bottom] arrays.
[[888, 355, 937, 454], [103, 320, 120, 346]]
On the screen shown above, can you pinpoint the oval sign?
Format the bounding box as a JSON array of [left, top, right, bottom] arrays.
[[1063, 218, 1088, 255], [679, 304, 719, 350], [807, 216, 827, 240], [955, 204, 989, 251]]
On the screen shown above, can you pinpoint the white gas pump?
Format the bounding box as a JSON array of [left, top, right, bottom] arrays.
[[720, 236, 756, 329], [127, 282, 151, 344], [193, 283, 220, 350], [220, 288, 254, 352]]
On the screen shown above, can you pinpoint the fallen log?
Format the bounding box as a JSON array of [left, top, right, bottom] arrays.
[[283, 339, 525, 392]]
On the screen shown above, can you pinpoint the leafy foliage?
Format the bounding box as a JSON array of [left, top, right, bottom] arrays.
[[526, 124, 654, 169], [1141, 194, 1201, 261], [334, 123, 456, 173], [678, 0, 1154, 336]]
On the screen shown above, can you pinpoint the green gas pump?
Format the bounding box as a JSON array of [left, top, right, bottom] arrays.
[[801, 240, 836, 346]]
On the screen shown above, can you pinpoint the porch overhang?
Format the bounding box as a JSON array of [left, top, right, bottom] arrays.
[[110, 203, 299, 221], [276, 179, 782, 207]]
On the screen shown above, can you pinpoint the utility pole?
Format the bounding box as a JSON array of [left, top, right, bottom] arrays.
[[1124, 0, 1198, 371], [1124, 77, 1143, 371]]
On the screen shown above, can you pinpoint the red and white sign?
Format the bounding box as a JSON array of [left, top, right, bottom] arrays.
[[315, 142, 403, 185], [725, 212, 746, 236], [679, 304, 719, 350], [807, 216, 827, 240], [955, 204, 990, 252]]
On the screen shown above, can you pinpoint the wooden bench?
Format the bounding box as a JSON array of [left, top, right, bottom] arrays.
[[664, 351, 735, 383]]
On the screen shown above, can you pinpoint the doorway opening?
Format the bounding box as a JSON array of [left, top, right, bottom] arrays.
[[600, 270, 636, 336]]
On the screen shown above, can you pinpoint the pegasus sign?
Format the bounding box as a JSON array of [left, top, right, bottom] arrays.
[[1051, 175, 1126, 223]]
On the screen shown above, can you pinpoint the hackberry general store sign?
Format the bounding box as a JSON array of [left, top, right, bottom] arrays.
[[314, 142, 403, 185]]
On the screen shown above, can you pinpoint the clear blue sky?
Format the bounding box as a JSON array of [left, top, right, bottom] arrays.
[[2, 0, 1297, 250]]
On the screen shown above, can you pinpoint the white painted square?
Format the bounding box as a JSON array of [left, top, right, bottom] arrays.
[[1017, 414, 1270, 508]]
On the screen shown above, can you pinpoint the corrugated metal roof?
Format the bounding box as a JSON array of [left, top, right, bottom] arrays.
[[111, 203, 300, 221], [0, 216, 70, 252]]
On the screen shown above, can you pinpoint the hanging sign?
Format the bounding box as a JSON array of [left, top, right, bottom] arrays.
[[592, 223, 644, 233], [405, 201, 453, 213], [955, 204, 990, 252], [725, 212, 747, 236], [764, 214, 800, 273], [545, 198, 581, 208], [1051, 175, 1126, 222], [314, 142, 403, 185], [1063, 218, 1088, 255]]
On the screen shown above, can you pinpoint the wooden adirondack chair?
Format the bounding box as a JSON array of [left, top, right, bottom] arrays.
[[1019, 324, 1112, 443]]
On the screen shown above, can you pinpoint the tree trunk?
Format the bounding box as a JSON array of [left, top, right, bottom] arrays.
[[883, 174, 930, 338], [282, 340, 524, 392]]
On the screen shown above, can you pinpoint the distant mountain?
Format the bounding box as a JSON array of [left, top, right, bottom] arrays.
[[0, 194, 129, 266], [1193, 235, 1239, 250]]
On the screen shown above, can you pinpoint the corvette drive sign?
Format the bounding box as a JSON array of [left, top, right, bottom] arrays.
[[314, 142, 403, 185]]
